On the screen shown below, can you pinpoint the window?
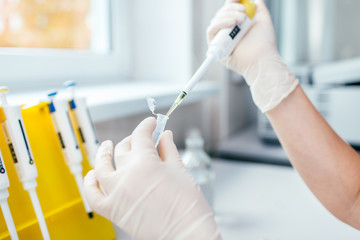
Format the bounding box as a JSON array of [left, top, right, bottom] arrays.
[[0, 0, 131, 90]]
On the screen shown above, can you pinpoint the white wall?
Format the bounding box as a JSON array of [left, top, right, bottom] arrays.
[[131, 0, 193, 83]]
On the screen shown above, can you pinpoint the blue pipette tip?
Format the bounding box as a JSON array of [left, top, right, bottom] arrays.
[[47, 90, 57, 97], [88, 212, 94, 219], [64, 80, 76, 88]]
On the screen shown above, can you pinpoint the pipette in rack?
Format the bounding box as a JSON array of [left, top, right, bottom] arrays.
[[166, 0, 257, 117], [0, 86, 50, 240], [47, 90, 94, 219], [0, 120, 18, 240], [63, 81, 99, 167]]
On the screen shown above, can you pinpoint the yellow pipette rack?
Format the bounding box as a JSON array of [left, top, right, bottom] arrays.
[[0, 102, 115, 239]]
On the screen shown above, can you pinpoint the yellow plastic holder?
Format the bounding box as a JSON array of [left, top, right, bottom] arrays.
[[0, 102, 115, 240]]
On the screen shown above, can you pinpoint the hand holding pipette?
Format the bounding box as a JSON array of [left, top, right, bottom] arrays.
[[166, 0, 257, 117], [208, 0, 298, 112]]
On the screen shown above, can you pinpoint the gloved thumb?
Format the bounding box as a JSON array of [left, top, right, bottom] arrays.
[[84, 170, 108, 218], [158, 130, 181, 163]]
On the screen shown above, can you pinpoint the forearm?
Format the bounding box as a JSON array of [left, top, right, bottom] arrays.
[[267, 85, 360, 229]]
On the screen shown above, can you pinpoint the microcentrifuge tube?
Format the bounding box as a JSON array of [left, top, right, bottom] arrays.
[[147, 97, 169, 147]]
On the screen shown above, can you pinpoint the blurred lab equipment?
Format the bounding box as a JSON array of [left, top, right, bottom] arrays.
[[182, 129, 215, 208]]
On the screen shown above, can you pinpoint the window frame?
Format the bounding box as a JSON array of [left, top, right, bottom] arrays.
[[0, 0, 131, 90]]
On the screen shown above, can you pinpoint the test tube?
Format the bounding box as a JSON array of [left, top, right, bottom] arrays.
[[153, 114, 169, 148], [50, 94, 93, 219], [0, 87, 50, 240]]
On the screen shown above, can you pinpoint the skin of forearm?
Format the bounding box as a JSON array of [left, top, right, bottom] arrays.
[[266, 85, 360, 229]]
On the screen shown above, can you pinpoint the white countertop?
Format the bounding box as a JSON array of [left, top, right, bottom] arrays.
[[214, 159, 360, 240]]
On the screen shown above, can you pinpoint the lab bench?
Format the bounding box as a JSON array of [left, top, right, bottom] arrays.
[[214, 159, 360, 240], [116, 159, 360, 239]]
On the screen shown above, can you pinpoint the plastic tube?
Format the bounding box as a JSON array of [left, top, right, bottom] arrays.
[[153, 114, 169, 148]]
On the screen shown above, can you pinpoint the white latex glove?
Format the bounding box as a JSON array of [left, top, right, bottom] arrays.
[[84, 117, 221, 240], [207, 0, 299, 112]]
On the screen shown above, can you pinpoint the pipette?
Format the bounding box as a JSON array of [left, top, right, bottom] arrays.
[[166, 0, 257, 117], [47, 91, 94, 219], [63, 81, 99, 167], [0, 116, 18, 240], [0, 87, 50, 240]]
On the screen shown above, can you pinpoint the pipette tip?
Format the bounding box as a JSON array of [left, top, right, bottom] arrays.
[[165, 91, 187, 117]]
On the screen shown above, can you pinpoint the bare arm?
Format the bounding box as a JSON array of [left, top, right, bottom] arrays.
[[267, 85, 360, 229]]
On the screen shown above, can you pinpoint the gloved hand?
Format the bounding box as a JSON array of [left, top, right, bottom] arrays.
[[84, 117, 221, 240], [207, 0, 299, 112]]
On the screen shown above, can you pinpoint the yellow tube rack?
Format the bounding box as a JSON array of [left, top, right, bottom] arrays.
[[0, 102, 115, 239]]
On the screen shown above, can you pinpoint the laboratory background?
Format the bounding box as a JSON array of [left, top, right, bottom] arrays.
[[0, 0, 360, 239]]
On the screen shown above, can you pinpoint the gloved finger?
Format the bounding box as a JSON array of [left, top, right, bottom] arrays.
[[131, 117, 157, 152], [158, 130, 181, 162], [114, 136, 132, 169], [207, 14, 246, 43], [84, 170, 109, 219], [115, 136, 132, 154], [95, 140, 115, 185]]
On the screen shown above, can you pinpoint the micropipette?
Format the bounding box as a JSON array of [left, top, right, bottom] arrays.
[[63, 81, 99, 167], [47, 91, 94, 219], [0, 124, 18, 240], [0, 87, 50, 240], [166, 0, 257, 117]]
